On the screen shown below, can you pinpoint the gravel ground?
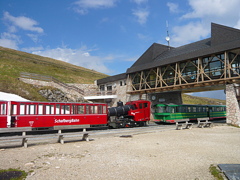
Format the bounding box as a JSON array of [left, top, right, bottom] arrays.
[[0, 125, 240, 180]]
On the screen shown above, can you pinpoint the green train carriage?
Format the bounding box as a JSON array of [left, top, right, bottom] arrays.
[[153, 104, 226, 123]]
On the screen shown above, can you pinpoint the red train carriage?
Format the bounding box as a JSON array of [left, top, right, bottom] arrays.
[[9, 101, 108, 129], [0, 101, 8, 128]]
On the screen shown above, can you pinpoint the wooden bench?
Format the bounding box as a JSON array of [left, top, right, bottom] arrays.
[[197, 118, 212, 128], [0, 125, 90, 147], [56, 128, 89, 144], [175, 119, 193, 130], [54, 124, 90, 144]]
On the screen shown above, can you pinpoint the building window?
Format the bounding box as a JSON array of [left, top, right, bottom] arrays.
[[107, 85, 112, 91], [100, 85, 105, 91]]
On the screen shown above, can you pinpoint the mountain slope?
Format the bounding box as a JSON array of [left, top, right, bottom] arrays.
[[0, 46, 108, 101]]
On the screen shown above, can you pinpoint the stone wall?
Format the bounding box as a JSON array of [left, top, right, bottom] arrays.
[[20, 78, 85, 102], [226, 84, 240, 126], [68, 83, 98, 96]]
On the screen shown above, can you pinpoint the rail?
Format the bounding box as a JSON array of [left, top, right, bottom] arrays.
[[20, 72, 84, 95], [84, 90, 117, 96]]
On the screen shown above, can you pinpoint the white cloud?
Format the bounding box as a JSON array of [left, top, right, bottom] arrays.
[[167, 2, 179, 13], [0, 32, 21, 49], [0, 38, 18, 49], [27, 34, 41, 43], [32, 47, 113, 74], [73, 0, 118, 14], [3, 12, 43, 33], [131, 0, 148, 5], [171, 22, 209, 47], [168, 0, 240, 47], [132, 8, 149, 25], [183, 0, 240, 19]]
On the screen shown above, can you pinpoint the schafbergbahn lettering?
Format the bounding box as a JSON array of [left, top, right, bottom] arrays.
[[54, 119, 80, 123]]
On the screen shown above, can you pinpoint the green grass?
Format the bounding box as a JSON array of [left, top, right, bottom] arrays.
[[0, 168, 28, 180], [0, 46, 108, 101], [182, 94, 226, 105], [209, 165, 225, 180]]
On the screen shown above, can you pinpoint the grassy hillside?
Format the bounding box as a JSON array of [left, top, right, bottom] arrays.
[[182, 94, 226, 105], [0, 46, 108, 101]]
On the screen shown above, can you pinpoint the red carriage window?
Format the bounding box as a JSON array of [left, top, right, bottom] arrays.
[[38, 104, 43, 115], [103, 106, 107, 114], [20, 104, 25, 115], [0, 103, 6, 115], [11, 104, 17, 115], [90, 106, 94, 114], [77, 105, 84, 114], [72, 105, 76, 114], [61, 105, 70, 114], [144, 103, 148, 108], [94, 106, 98, 114], [46, 105, 54, 115], [26, 104, 36, 115], [98, 105, 102, 114], [56, 104, 60, 115], [86, 105, 90, 114]]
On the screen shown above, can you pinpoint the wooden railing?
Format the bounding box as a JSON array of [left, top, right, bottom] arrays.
[[20, 72, 84, 95]]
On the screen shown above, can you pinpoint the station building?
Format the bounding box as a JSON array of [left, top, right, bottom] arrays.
[[96, 23, 240, 125]]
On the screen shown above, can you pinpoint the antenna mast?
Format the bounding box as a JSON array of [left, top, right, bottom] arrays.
[[165, 21, 170, 50]]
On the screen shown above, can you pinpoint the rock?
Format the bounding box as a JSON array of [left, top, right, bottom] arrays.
[[25, 162, 35, 167]]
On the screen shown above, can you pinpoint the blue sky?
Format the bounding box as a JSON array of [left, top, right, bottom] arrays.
[[1, 0, 240, 100]]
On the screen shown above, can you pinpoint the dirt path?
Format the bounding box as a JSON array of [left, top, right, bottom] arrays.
[[0, 125, 239, 180]]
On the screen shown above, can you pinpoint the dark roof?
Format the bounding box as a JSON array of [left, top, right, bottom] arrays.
[[97, 73, 126, 84], [127, 23, 240, 73]]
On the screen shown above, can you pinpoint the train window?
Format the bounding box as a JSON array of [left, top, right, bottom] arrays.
[[26, 105, 36, 115], [61, 105, 70, 114], [86, 105, 90, 114], [180, 106, 186, 113], [89, 106, 94, 114], [187, 107, 191, 113], [167, 107, 175, 113], [38, 104, 43, 115], [71, 105, 76, 114], [144, 103, 148, 108], [193, 107, 197, 112], [198, 107, 202, 112], [103, 106, 107, 114], [77, 105, 84, 114], [11, 104, 17, 115], [139, 103, 143, 109], [0, 104, 6, 115], [56, 104, 60, 115], [98, 105, 102, 114], [46, 105, 54, 115], [94, 106, 98, 114], [156, 106, 165, 113], [20, 104, 25, 115]]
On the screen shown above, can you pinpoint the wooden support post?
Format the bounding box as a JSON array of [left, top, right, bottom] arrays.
[[82, 128, 89, 141]]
